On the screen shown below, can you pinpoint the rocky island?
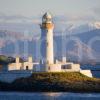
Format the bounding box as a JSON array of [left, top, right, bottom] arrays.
[[0, 72, 100, 93]]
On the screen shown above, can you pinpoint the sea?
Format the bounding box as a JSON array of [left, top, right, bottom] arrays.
[[0, 92, 100, 100]]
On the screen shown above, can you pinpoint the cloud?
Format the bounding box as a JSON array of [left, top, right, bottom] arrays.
[[0, 12, 99, 37], [90, 6, 100, 21], [53, 15, 69, 23], [0, 11, 98, 25], [93, 7, 100, 15], [53, 14, 96, 24], [0, 12, 40, 24]]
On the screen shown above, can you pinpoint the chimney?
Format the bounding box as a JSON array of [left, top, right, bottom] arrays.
[[16, 57, 20, 63], [28, 57, 33, 63], [62, 57, 66, 63]]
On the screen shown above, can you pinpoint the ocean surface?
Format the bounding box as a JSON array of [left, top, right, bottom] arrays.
[[81, 65, 100, 78], [0, 92, 100, 100]]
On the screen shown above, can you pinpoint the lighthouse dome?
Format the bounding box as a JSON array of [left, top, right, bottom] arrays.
[[43, 12, 52, 19], [42, 12, 52, 23]]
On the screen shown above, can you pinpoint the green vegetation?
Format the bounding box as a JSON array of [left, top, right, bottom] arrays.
[[0, 55, 15, 64], [0, 55, 9, 64], [0, 72, 100, 92], [0, 55, 24, 64]]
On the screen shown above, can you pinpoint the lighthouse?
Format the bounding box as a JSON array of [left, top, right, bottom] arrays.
[[40, 12, 54, 65]]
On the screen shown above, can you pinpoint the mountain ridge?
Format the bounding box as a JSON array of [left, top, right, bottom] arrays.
[[0, 28, 100, 64]]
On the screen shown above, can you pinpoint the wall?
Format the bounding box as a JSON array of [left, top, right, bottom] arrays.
[[80, 70, 92, 77], [61, 63, 80, 72], [47, 64, 62, 72], [8, 63, 22, 70], [23, 62, 33, 70]]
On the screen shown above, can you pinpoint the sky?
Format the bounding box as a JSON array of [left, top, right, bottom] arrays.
[[0, 0, 100, 28], [0, 0, 100, 16]]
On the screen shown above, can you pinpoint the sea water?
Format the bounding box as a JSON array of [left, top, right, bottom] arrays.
[[0, 92, 100, 100]]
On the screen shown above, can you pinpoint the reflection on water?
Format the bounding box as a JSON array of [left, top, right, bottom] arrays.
[[0, 92, 100, 100]]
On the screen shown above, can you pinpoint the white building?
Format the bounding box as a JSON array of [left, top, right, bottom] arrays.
[[39, 12, 80, 72], [8, 57, 38, 71], [0, 12, 93, 83], [8, 12, 92, 76]]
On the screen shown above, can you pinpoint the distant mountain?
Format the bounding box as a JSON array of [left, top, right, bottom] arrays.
[[65, 29, 100, 63], [0, 29, 100, 63], [69, 22, 100, 34], [68, 23, 96, 34], [54, 22, 100, 35], [0, 22, 40, 35], [0, 21, 100, 36], [0, 30, 25, 48]]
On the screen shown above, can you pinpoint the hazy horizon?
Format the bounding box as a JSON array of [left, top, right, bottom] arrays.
[[0, 0, 100, 24]]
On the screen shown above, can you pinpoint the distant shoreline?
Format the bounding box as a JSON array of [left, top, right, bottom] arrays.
[[0, 72, 100, 93]]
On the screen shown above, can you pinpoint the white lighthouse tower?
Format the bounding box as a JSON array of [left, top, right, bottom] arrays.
[[40, 12, 54, 65]]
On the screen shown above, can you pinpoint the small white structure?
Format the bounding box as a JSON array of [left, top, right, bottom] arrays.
[[8, 57, 22, 70], [80, 70, 92, 77], [8, 57, 35, 71], [39, 60, 80, 72], [23, 57, 33, 70], [62, 57, 67, 63]]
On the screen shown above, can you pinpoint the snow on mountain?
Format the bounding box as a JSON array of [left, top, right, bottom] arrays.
[[53, 22, 100, 36], [66, 22, 100, 35], [91, 22, 100, 29]]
